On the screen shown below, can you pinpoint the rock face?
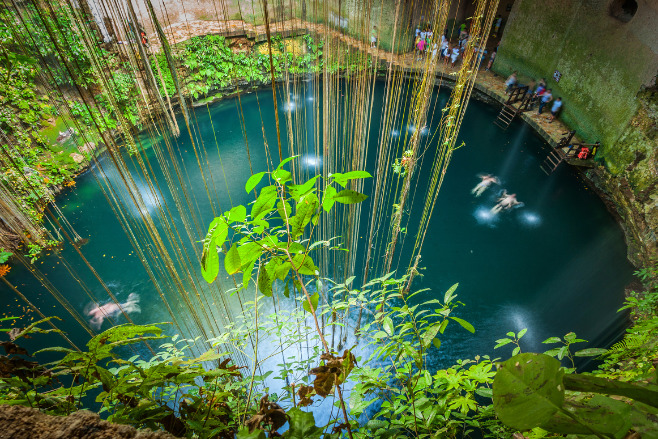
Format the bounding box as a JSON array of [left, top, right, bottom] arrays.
[[69, 152, 85, 163], [0, 405, 179, 439], [494, 0, 658, 267], [585, 88, 658, 267]]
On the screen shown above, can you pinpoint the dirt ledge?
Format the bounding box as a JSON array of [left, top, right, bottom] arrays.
[[0, 405, 179, 439]]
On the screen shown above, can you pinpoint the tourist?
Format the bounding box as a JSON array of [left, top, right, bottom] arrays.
[[491, 191, 521, 214], [549, 97, 562, 122], [535, 78, 547, 96], [87, 293, 140, 330], [538, 88, 553, 114], [370, 26, 377, 48], [477, 47, 488, 64], [440, 35, 449, 56], [485, 50, 496, 70], [459, 31, 469, 52], [451, 45, 460, 66], [492, 14, 503, 38], [471, 174, 500, 197], [420, 28, 428, 41], [431, 42, 439, 59], [416, 37, 427, 59], [442, 43, 451, 62], [526, 79, 536, 97], [504, 71, 517, 93]]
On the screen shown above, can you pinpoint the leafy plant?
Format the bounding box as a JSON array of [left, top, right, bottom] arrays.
[[494, 328, 527, 357], [492, 353, 658, 438], [0, 249, 12, 264]]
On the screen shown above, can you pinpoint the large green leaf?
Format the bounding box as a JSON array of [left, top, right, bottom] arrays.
[[540, 395, 632, 437], [283, 408, 323, 439], [493, 353, 565, 430], [201, 247, 219, 283], [201, 218, 228, 283], [574, 348, 607, 357], [290, 193, 318, 237], [330, 170, 372, 188], [225, 205, 246, 223], [87, 324, 166, 353], [224, 241, 263, 275], [276, 199, 292, 220], [288, 175, 320, 201], [333, 189, 368, 204], [277, 155, 298, 169], [245, 171, 266, 193], [224, 243, 242, 275], [450, 316, 475, 333], [257, 259, 277, 297], [443, 283, 458, 304], [291, 253, 316, 275], [272, 168, 292, 184], [302, 292, 319, 314], [252, 185, 278, 220], [321, 185, 337, 212], [422, 323, 442, 349]]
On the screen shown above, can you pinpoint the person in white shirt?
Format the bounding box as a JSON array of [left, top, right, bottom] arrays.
[[451, 46, 460, 66]]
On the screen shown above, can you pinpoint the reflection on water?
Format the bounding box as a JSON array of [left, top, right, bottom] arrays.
[[301, 154, 322, 170], [473, 205, 499, 228], [518, 211, 542, 228]]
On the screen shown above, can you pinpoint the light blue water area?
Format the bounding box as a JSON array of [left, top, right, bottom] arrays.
[[1, 80, 634, 370]]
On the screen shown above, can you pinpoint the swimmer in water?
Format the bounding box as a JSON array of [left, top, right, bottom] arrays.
[[471, 174, 500, 197], [491, 190, 521, 214], [87, 293, 140, 330]]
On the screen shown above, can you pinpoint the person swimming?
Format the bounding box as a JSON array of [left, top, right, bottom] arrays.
[[87, 293, 140, 330], [491, 190, 521, 214], [471, 174, 500, 197]]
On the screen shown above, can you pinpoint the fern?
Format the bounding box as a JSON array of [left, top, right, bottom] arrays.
[[608, 332, 650, 354]]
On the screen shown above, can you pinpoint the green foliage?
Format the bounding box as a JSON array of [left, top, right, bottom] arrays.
[[201, 158, 371, 297], [0, 319, 246, 438], [595, 264, 658, 382], [0, 5, 108, 244], [494, 328, 527, 357], [492, 353, 658, 438], [346, 279, 500, 438], [0, 249, 12, 264]]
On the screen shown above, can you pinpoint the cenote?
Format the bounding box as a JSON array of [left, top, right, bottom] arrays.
[[2, 79, 634, 374]]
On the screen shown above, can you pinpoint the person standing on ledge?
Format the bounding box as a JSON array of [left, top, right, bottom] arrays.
[[538, 88, 553, 114], [485, 50, 496, 70], [370, 26, 377, 48], [492, 14, 503, 38], [504, 71, 517, 93], [549, 97, 562, 123]]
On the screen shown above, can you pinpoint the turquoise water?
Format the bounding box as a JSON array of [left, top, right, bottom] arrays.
[[2, 80, 634, 368]]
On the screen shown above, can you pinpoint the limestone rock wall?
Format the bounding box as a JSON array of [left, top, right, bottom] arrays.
[[494, 0, 658, 264], [586, 88, 658, 266], [0, 404, 178, 439], [493, 0, 657, 163], [89, 0, 412, 52]]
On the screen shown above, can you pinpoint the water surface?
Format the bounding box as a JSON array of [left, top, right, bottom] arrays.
[[2, 81, 634, 370]]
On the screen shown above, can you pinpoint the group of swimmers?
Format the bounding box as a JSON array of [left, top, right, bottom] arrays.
[[471, 174, 522, 214]]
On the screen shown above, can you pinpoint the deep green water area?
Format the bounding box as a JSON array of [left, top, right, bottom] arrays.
[[2, 80, 634, 379]]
